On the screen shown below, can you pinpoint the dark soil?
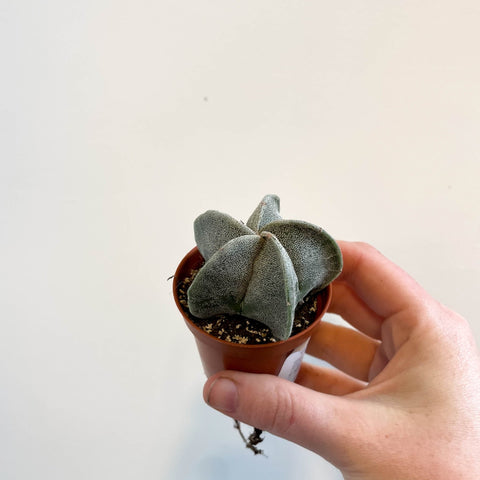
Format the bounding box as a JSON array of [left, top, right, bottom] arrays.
[[176, 267, 318, 344]]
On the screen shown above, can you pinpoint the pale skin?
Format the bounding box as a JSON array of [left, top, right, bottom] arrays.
[[203, 241, 480, 479]]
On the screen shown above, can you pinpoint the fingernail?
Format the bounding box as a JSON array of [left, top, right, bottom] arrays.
[[206, 377, 238, 413]]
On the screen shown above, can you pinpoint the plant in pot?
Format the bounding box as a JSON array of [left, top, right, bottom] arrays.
[[173, 194, 343, 453]]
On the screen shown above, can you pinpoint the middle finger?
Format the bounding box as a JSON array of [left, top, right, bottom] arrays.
[[329, 280, 383, 339], [307, 322, 380, 382]]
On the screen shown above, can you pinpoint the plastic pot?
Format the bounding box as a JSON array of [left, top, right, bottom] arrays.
[[173, 247, 332, 380]]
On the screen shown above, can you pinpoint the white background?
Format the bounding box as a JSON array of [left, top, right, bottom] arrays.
[[1, 1, 479, 479]]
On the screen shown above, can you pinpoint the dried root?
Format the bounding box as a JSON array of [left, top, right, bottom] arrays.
[[234, 420, 266, 456]]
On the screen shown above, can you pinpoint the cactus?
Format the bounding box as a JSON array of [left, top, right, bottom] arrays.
[[187, 194, 343, 340]]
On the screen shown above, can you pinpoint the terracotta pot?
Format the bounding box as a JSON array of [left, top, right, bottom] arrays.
[[173, 247, 332, 379]]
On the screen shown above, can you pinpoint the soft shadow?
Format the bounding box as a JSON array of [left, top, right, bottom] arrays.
[[166, 391, 342, 480]]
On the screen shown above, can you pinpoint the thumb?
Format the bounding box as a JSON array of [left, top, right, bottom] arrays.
[[203, 370, 368, 465]]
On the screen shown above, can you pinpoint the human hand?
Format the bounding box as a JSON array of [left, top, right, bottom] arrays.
[[203, 241, 480, 479]]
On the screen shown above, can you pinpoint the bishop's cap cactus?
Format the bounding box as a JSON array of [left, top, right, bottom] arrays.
[[187, 195, 343, 340]]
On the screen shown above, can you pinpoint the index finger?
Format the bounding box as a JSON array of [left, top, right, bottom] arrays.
[[335, 241, 428, 319]]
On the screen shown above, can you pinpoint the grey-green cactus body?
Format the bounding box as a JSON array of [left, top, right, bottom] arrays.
[[187, 195, 342, 340]]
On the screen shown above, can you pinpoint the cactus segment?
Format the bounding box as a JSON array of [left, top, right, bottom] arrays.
[[188, 235, 263, 318], [194, 210, 254, 261], [242, 233, 299, 340], [262, 220, 343, 299], [246, 194, 282, 232], [187, 195, 343, 341]]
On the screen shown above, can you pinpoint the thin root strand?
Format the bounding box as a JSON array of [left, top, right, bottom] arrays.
[[234, 420, 266, 456]]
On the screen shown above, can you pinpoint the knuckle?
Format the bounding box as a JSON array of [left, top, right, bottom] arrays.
[[441, 304, 469, 328], [353, 241, 380, 256], [418, 300, 466, 331], [353, 240, 374, 250], [263, 384, 297, 436]]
